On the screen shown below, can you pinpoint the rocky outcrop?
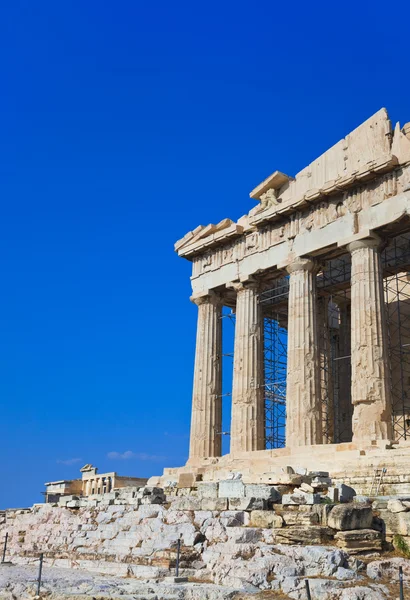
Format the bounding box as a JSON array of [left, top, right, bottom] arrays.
[[2, 484, 410, 599]]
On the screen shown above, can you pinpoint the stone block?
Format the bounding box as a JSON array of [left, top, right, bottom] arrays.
[[142, 486, 164, 496], [281, 510, 320, 526], [300, 482, 315, 493], [294, 467, 308, 476], [387, 499, 409, 513], [197, 482, 218, 498], [201, 497, 228, 511], [278, 474, 303, 486], [226, 527, 263, 544], [102, 492, 117, 500], [282, 492, 322, 505], [311, 477, 332, 489], [328, 504, 373, 531], [367, 557, 410, 580], [244, 484, 281, 502], [218, 480, 245, 498], [275, 526, 334, 545], [66, 500, 81, 508], [219, 510, 250, 526], [250, 510, 283, 528], [177, 473, 197, 489], [335, 529, 382, 553], [171, 497, 202, 511], [378, 509, 410, 536], [58, 495, 79, 507], [353, 495, 372, 504], [372, 498, 388, 510], [308, 471, 329, 478], [146, 476, 162, 487], [335, 483, 356, 503], [140, 495, 163, 505], [228, 497, 265, 511]]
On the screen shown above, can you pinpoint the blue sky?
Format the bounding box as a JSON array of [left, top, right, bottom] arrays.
[[0, 0, 409, 508]]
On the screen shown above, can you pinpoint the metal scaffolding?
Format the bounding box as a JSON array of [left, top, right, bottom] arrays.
[[258, 231, 410, 448], [217, 231, 410, 450], [260, 277, 289, 448], [383, 233, 410, 441]]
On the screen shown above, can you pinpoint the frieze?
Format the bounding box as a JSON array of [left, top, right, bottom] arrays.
[[191, 171, 406, 279]]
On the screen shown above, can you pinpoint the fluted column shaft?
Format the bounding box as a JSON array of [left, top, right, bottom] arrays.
[[347, 238, 392, 443], [188, 293, 222, 462], [286, 258, 322, 447], [230, 281, 265, 453]]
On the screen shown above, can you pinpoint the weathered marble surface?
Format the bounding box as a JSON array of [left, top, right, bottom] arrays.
[[1, 494, 409, 599]]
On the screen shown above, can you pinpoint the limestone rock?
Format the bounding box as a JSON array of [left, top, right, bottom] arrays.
[[308, 470, 329, 478], [219, 510, 250, 527], [328, 504, 373, 530], [274, 526, 334, 545], [338, 585, 389, 599], [282, 491, 322, 505], [367, 556, 410, 580], [228, 497, 265, 511], [311, 478, 332, 490], [177, 473, 197, 488], [171, 497, 202, 511], [300, 482, 314, 493], [197, 482, 218, 498], [250, 510, 283, 528], [218, 480, 245, 498], [244, 484, 280, 502], [278, 474, 303, 486], [201, 498, 228, 511], [335, 529, 382, 553], [387, 498, 409, 513], [281, 510, 320, 526], [226, 526, 263, 544]]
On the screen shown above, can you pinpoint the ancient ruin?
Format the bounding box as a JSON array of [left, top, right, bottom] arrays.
[[44, 465, 147, 503], [3, 108, 410, 600], [161, 107, 410, 491]]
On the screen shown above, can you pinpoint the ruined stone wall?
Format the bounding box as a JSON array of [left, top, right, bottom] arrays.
[[0, 480, 402, 596]]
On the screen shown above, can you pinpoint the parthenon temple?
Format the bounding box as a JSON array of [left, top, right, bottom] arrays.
[[163, 108, 410, 484]]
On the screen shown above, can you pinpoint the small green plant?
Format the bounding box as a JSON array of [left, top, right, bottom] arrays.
[[321, 497, 333, 504], [393, 534, 410, 558]]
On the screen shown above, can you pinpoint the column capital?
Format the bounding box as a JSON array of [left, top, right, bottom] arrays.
[[226, 276, 260, 293], [286, 256, 317, 275], [346, 234, 381, 254], [190, 290, 222, 306]]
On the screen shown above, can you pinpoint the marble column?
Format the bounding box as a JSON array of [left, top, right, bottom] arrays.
[[188, 292, 222, 462], [334, 298, 353, 442], [230, 279, 265, 453], [286, 258, 322, 447], [318, 297, 334, 444], [347, 238, 393, 443]]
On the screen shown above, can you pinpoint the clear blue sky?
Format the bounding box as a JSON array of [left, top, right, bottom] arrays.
[[0, 1, 408, 508]]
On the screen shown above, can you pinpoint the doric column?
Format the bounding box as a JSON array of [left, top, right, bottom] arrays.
[[286, 258, 322, 447], [230, 279, 265, 454], [318, 297, 334, 444], [188, 292, 222, 462], [347, 237, 392, 443], [334, 298, 352, 442]]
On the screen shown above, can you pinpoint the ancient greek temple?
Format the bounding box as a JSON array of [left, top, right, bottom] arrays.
[[174, 108, 410, 476]]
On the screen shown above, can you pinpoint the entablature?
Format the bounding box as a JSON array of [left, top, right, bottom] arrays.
[[175, 108, 410, 295]]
